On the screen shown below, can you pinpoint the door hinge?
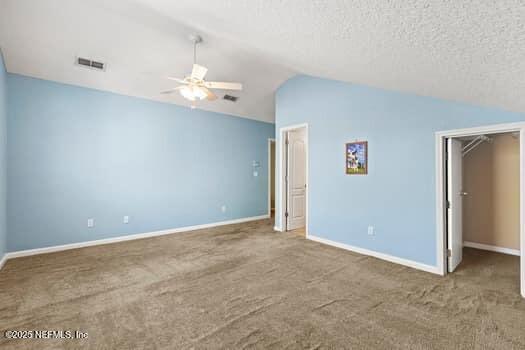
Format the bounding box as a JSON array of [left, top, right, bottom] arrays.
[[285, 139, 289, 145], [447, 200, 451, 209], [447, 249, 452, 257], [285, 211, 289, 218]]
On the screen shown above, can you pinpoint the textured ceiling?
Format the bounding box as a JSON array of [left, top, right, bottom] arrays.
[[1, 1, 525, 122]]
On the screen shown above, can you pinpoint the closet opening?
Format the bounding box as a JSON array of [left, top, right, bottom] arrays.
[[436, 123, 525, 297]]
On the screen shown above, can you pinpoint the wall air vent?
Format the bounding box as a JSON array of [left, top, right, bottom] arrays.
[[75, 57, 105, 71], [223, 94, 238, 102]]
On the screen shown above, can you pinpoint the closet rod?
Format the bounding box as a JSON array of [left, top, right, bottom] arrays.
[[462, 135, 491, 157]]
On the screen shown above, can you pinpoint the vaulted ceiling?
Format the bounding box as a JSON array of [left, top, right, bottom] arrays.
[[1, 0, 524, 123]]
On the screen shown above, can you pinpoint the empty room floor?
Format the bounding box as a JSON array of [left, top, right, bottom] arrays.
[[1, 220, 524, 349]]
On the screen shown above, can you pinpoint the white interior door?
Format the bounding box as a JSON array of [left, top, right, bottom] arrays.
[[286, 129, 306, 230], [447, 138, 463, 272]]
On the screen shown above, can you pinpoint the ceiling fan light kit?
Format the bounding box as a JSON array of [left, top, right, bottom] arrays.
[[180, 85, 207, 101], [162, 34, 243, 107]]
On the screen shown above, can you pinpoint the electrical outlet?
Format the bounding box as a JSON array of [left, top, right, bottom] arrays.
[[87, 218, 94, 228], [367, 226, 374, 235], [221, 205, 227, 213], [123, 216, 129, 224]]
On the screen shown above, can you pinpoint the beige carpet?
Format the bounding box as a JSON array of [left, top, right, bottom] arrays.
[[0, 219, 524, 349]]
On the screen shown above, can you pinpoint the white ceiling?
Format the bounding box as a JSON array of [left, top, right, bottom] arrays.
[[1, 1, 525, 123], [0, 0, 295, 123]]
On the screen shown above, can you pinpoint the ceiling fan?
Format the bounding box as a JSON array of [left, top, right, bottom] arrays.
[[161, 34, 242, 108]]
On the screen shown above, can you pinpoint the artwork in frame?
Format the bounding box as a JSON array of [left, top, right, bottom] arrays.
[[346, 141, 368, 175]]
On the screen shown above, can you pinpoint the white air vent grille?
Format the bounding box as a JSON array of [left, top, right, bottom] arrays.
[[76, 57, 105, 71]]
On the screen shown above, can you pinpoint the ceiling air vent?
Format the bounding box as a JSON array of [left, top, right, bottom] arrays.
[[76, 57, 105, 71], [223, 94, 238, 102]]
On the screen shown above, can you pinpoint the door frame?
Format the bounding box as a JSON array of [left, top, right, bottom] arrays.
[[435, 121, 525, 297], [278, 123, 309, 236], [268, 138, 276, 217]]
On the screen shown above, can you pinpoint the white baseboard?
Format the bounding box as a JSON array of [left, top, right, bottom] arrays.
[[308, 235, 440, 275], [273, 226, 283, 232], [4, 214, 270, 261], [464, 241, 520, 256], [0, 253, 7, 271]]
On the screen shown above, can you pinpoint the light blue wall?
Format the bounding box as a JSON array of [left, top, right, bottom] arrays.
[[0, 51, 7, 258], [7, 74, 274, 251], [276, 75, 525, 267]]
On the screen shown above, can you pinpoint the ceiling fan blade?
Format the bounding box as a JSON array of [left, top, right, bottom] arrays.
[[160, 86, 184, 94], [166, 76, 187, 84], [200, 86, 217, 101], [203, 81, 242, 91], [191, 64, 208, 80]]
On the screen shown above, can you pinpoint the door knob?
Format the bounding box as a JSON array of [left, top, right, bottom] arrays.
[[460, 191, 468, 196]]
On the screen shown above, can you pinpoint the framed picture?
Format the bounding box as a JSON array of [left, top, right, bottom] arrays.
[[346, 141, 368, 175]]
